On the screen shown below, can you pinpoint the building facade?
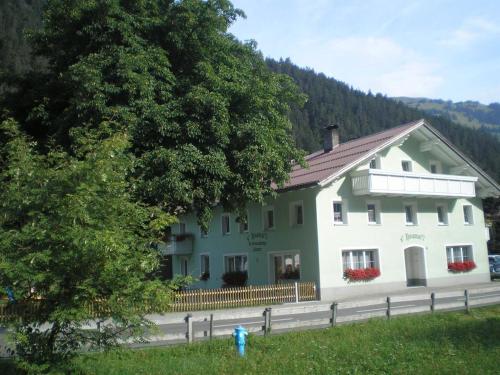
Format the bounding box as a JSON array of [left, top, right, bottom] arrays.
[[161, 120, 500, 300]]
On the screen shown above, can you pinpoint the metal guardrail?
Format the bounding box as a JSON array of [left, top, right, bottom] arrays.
[[136, 286, 500, 345]]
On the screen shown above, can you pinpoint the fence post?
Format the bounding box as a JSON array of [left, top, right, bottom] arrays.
[[330, 302, 338, 327], [295, 282, 299, 303], [464, 289, 470, 314], [431, 292, 435, 313], [209, 313, 213, 340], [386, 297, 391, 320], [185, 314, 193, 343], [264, 307, 272, 335]]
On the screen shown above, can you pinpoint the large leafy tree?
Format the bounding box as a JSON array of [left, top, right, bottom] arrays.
[[0, 119, 179, 371], [2, 0, 305, 227]]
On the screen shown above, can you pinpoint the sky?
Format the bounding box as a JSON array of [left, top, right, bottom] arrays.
[[229, 0, 500, 104]]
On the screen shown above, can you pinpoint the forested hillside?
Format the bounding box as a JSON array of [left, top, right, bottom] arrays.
[[267, 58, 500, 181], [395, 97, 500, 138]]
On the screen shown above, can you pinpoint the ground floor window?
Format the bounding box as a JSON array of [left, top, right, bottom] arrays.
[[200, 254, 210, 280], [180, 256, 189, 276], [446, 245, 473, 263], [224, 254, 248, 273], [342, 249, 379, 271], [273, 253, 300, 282]]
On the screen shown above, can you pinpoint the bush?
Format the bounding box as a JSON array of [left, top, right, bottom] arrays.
[[222, 271, 247, 287]]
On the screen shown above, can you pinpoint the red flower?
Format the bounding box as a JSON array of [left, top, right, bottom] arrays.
[[344, 267, 381, 281], [448, 261, 476, 272]]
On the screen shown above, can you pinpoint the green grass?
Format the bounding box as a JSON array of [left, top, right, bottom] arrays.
[[2, 306, 500, 374]]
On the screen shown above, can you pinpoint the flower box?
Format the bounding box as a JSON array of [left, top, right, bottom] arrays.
[[448, 260, 476, 273], [344, 267, 380, 282]]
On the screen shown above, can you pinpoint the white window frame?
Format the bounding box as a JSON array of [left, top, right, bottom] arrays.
[[401, 160, 412, 172], [341, 248, 380, 271], [436, 203, 449, 225], [223, 253, 249, 274], [269, 251, 301, 281], [200, 253, 210, 279], [263, 206, 275, 230], [221, 213, 231, 235], [463, 204, 474, 225], [366, 200, 381, 225], [289, 201, 304, 226], [429, 160, 442, 174], [446, 244, 473, 263], [333, 200, 348, 225], [403, 201, 418, 226], [180, 256, 189, 276], [238, 211, 249, 233], [369, 155, 380, 169]]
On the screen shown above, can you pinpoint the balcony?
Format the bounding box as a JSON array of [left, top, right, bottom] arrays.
[[351, 169, 477, 198], [157, 235, 193, 256]]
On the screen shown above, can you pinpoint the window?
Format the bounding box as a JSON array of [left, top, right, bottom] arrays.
[[463, 205, 473, 225], [333, 201, 347, 224], [369, 157, 379, 169], [436, 204, 448, 225], [404, 203, 417, 225], [239, 213, 249, 233], [446, 245, 473, 263], [179, 222, 186, 234], [290, 201, 304, 226], [224, 255, 248, 273], [401, 160, 412, 172], [200, 226, 208, 238], [222, 213, 230, 235], [200, 254, 210, 280], [342, 249, 379, 271], [367, 201, 381, 224], [263, 207, 275, 230], [429, 161, 441, 174], [180, 257, 189, 276], [273, 253, 300, 281]]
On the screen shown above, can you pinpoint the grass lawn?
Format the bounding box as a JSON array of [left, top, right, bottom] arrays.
[[2, 305, 500, 374]]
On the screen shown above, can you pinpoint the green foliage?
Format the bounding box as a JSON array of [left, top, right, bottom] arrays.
[[0, 119, 179, 371], [1, 0, 305, 229], [221, 271, 247, 287]]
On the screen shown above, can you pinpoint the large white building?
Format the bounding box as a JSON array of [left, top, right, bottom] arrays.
[[162, 119, 500, 300]]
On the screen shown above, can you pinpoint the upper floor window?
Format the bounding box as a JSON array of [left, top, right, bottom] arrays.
[[290, 201, 304, 226], [369, 156, 380, 169], [463, 205, 474, 225], [263, 206, 275, 230], [436, 204, 448, 225], [367, 201, 381, 224], [333, 201, 347, 224], [401, 160, 412, 172], [404, 203, 418, 225], [179, 222, 186, 234], [221, 213, 231, 235], [429, 161, 442, 174], [239, 213, 249, 233]]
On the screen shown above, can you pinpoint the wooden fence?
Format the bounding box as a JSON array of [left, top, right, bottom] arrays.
[[170, 282, 317, 312], [0, 282, 317, 321]]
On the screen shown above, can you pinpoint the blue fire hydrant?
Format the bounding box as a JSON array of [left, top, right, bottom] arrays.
[[233, 325, 248, 357]]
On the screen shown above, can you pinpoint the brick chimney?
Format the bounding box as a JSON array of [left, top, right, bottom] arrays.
[[324, 124, 340, 152]]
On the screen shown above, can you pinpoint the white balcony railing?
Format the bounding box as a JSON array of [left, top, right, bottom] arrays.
[[157, 235, 193, 255], [351, 169, 477, 198]]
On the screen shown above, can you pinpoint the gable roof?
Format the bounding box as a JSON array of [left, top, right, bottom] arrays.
[[279, 119, 500, 197], [280, 119, 422, 190]]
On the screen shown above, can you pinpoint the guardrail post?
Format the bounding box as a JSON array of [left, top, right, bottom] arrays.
[[431, 292, 435, 313], [330, 302, 338, 327], [464, 289, 470, 314], [209, 313, 213, 340], [386, 297, 391, 320], [294, 282, 299, 303], [263, 307, 272, 335], [185, 314, 193, 343]]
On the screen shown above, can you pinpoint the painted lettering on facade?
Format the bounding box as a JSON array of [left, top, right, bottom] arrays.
[[400, 233, 425, 242], [247, 232, 268, 251]]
